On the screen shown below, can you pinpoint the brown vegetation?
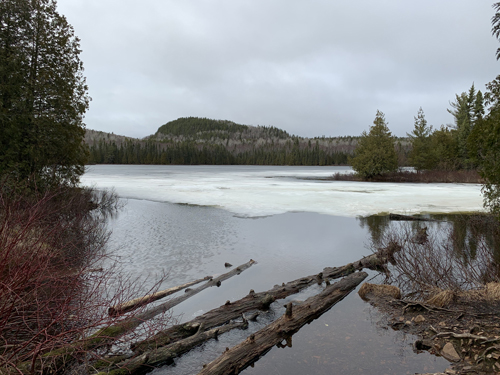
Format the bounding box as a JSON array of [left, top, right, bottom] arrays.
[[376, 215, 500, 299], [0, 184, 171, 374], [330, 169, 483, 183], [358, 283, 401, 301], [359, 214, 500, 374]]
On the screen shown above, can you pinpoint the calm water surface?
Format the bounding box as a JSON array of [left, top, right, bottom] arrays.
[[83, 165, 457, 374]]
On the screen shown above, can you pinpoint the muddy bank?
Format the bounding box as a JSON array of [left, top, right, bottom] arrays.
[[360, 287, 500, 374]]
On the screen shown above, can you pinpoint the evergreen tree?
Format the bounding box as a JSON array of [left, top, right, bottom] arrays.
[[469, 76, 500, 218], [407, 108, 437, 171], [0, 0, 89, 187], [492, 2, 500, 60], [350, 110, 398, 179], [447, 84, 484, 167], [431, 126, 460, 170]]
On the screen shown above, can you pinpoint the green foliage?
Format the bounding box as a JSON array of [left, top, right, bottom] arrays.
[[349, 110, 398, 179], [0, 0, 89, 188], [430, 126, 460, 170], [407, 108, 437, 171], [492, 2, 500, 60], [447, 84, 484, 167], [470, 76, 500, 218], [155, 117, 291, 141], [86, 119, 357, 166], [86, 137, 351, 166], [157, 117, 249, 137]]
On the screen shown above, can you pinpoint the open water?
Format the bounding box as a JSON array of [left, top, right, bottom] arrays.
[[82, 165, 484, 374]]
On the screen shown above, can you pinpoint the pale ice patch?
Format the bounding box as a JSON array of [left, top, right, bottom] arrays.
[[81, 165, 485, 218]]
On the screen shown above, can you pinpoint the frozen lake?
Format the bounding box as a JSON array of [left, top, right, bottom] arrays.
[[82, 165, 484, 218], [81, 165, 482, 374]]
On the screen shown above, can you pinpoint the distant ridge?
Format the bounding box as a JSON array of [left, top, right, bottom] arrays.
[[156, 117, 250, 137], [85, 117, 402, 166]]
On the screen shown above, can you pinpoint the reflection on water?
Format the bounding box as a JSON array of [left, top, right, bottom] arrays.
[[359, 213, 500, 265], [358, 215, 391, 246], [106, 199, 449, 375], [358, 213, 500, 299], [243, 289, 443, 375]]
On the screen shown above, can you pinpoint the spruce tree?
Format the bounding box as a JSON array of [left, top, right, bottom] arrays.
[[447, 84, 484, 167], [0, 0, 89, 187], [407, 108, 437, 171], [350, 110, 398, 179]]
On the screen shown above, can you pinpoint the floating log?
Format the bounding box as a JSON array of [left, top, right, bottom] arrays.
[[130, 259, 256, 324], [197, 271, 368, 375], [109, 276, 213, 316], [133, 253, 386, 354]]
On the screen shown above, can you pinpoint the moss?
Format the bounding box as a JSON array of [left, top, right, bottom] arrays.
[[95, 370, 131, 375], [92, 356, 129, 369], [84, 322, 136, 349]]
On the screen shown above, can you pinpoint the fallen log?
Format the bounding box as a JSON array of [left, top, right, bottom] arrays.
[[132, 252, 388, 354], [13, 260, 256, 375], [389, 213, 437, 222], [93, 322, 247, 375], [198, 271, 368, 375], [108, 276, 213, 317]]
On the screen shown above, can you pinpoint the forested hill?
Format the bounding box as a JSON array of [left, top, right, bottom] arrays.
[[86, 117, 397, 166], [153, 117, 290, 141]]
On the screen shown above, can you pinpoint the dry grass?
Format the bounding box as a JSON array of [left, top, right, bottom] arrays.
[[358, 283, 402, 301], [425, 289, 456, 308]]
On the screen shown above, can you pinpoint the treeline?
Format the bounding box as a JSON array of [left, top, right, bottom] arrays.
[[86, 135, 351, 166], [349, 83, 488, 179], [85, 118, 364, 166], [407, 84, 485, 172]]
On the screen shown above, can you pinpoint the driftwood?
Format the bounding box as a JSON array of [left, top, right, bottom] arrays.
[[13, 260, 256, 375], [198, 271, 368, 375], [108, 276, 213, 316], [94, 322, 248, 375], [133, 253, 382, 354]]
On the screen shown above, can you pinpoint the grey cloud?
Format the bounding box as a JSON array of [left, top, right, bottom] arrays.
[[58, 0, 500, 138]]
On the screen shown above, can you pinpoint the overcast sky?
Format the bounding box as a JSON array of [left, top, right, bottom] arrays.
[[56, 0, 499, 138]]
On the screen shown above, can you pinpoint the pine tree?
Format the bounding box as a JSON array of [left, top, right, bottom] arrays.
[[469, 76, 500, 218], [407, 108, 437, 171], [350, 110, 398, 179], [447, 83, 484, 167], [0, 0, 89, 187]]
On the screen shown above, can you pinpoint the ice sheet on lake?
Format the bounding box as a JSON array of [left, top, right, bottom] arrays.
[[82, 165, 484, 218]]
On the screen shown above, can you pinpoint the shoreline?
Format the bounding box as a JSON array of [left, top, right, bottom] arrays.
[[326, 169, 483, 184]]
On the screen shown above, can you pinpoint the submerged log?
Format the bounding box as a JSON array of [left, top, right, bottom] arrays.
[[133, 253, 386, 354], [109, 276, 213, 317], [94, 322, 247, 375], [198, 271, 368, 375], [131, 254, 378, 353]]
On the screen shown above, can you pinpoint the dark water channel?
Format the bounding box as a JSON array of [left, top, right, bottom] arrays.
[[105, 198, 449, 375]]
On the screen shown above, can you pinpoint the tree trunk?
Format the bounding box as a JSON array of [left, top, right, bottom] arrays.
[[133, 253, 384, 354], [14, 260, 256, 375], [108, 275, 213, 317], [94, 322, 247, 375], [197, 271, 368, 375]]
